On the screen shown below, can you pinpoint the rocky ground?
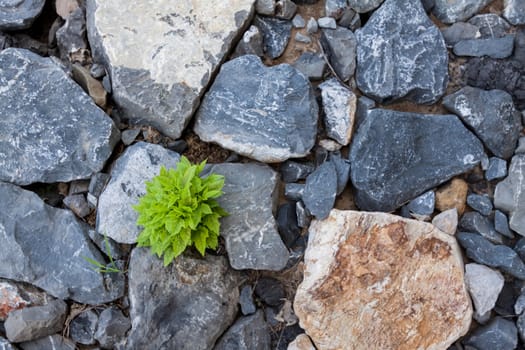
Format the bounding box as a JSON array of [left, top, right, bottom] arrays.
[[1, 0, 525, 349]]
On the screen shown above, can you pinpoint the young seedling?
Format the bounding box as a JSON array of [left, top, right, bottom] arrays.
[[83, 234, 124, 274]]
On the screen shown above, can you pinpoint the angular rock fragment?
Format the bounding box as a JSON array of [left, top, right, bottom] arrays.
[[441, 22, 480, 47], [0, 0, 45, 30], [432, 208, 458, 235], [302, 161, 337, 220], [319, 78, 356, 145], [495, 155, 525, 236], [69, 310, 98, 345], [348, 0, 383, 13], [486, 157, 508, 181], [465, 263, 504, 316], [468, 14, 510, 38], [94, 307, 131, 349], [254, 15, 291, 59], [463, 317, 518, 350], [460, 211, 502, 243], [19, 335, 76, 350], [233, 25, 264, 58], [320, 27, 356, 81], [433, 0, 492, 24], [214, 310, 271, 350], [453, 35, 514, 59], [466, 194, 493, 216], [294, 210, 472, 350], [288, 334, 316, 350], [56, 7, 87, 60]]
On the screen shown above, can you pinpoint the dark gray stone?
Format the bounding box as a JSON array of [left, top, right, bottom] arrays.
[[306, 17, 318, 34], [296, 200, 310, 228], [0, 336, 15, 350], [239, 285, 256, 316], [330, 153, 351, 195], [320, 26, 356, 82], [280, 161, 314, 183], [166, 140, 188, 154], [504, 0, 525, 25], [302, 161, 337, 220], [0, 0, 45, 30], [457, 232, 525, 280], [56, 7, 87, 60], [406, 190, 435, 218], [463, 317, 518, 350], [19, 335, 76, 350], [63, 194, 91, 218], [90, 63, 106, 79], [348, 0, 384, 13], [120, 129, 140, 146], [422, 0, 435, 12], [254, 16, 291, 59], [194, 55, 318, 163], [291, 52, 326, 80], [441, 22, 480, 47], [468, 14, 510, 38], [460, 211, 502, 244], [453, 35, 514, 59], [349, 109, 484, 212], [355, 0, 448, 104], [125, 248, 240, 350], [0, 48, 119, 186], [338, 7, 360, 30], [292, 14, 305, 28], [467, 194, 493, 216], [89, 172, 110, 199], [87, 230, 125, 260], [277, 203, 300, 248], [275, 0, 297, 20], [495, 210, 513, 238], [215, 310, 271, 350], [0, 182, 124, 304], [5, 299, 67, 343], [433, 0, 492, 24], [69, 310, 98, 345], [285, 184, 304, 201], [495, 155, 525, 236], [294, 32, 310, 44], [69, 180, 90, 195], [443, 87, 522, 159], [486, 157, 508, 181], [254, 278, 285, 306], [517, 137, 525, 154], [94, 307, 131, 349], [515, 292, 525, 315], [518, 313, 525, 343], [232, 25, 264, 58], [495, 281, 520, 317], [513, 29, 525, 66], [318, 17, 336, 29]]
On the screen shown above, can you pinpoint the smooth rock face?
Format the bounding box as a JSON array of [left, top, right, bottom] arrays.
[[355, 0, 448, 104], [443, 87, 521, 159], [453, 35, 515, 59], [319, 78, 356, 146], [504, 0, 525, 25], [465, 263, 505, 316], [206, 163, 289, 271], [495, 155, 525, 236], [214, 310, 271, 350], [97, 142, 181, 244], [302, 161, 337, 220], [195, 55, 318, 163], [432, 208, 458, 235], [349, 109, 484, 212], [0, 48, 119, 186], [294, 210, 472, 350], [86, 0, 254, 139], [0, 182, 124, 304], [441, 22, 480, 47], [125, 248, 240, 350], [0, 0, 45, 30], [433, 0, 492, 23]]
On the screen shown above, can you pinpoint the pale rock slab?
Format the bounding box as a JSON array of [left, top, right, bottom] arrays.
[[319, 78, 356, 146], [465, 263, 504, 316], [294, 210, 472, 350], [86, 0, 255, 139]]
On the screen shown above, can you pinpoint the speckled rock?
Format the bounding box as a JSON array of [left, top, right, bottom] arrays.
[[319, 78, 356, 146], [0, 0, 45, 30], [468, 14, 510, 38], [495, 154, 525, 236], [504, 0, 525, 25], [453, 35, 515, 59], [348, 0, 383, 13], [465, 263, 505, 316], [253, 15, 291, 59], [302, 161, 337, 220], [214, 310, 271, 350], [294, 210, 472, 350], [433, 0, 492, 24]]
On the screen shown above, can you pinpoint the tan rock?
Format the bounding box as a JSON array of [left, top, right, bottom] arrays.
[[71, 64, 107, 108], [435, 178, 468, 215], [294, 210, 472, 350], [287, 334, 316, 350], [55, 0, 79, 19]]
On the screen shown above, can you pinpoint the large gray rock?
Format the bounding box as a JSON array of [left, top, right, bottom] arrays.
[[355, 0, 448, 104], [463, 317, 518, 350], [86, 0, 255, 139], [0, 182, 124, 304], [433, 0, 492, 24], [443, 87, 521, 159], [194, 55, 318, 163], [96, 142, 181, 244], [0, 48, 119, 186], [0, 0, 45, 30], [468, 14, 511, 38], [214, 310, 271, 350], [495, 155, 525, 236], [125, 248, 240, 350], [349, 109, 484, 212], [504, 0, 525, 25]]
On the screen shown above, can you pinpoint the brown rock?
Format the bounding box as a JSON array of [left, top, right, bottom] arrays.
[[294, 210, 472, 350], [435, 178, 469, 215], [55, 0, 80, 19], [0, 282, 29, 321], [71, 64, 107, 108]]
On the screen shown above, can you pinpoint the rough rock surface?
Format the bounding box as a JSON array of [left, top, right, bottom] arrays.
[[469, 14, 510, 38], [348, 0, 383, 13], [125, 248, 240, 350], [435, 178, 469, 215], [0, 182, 124, 304], [349, 109, 484, 212], [0, 336, 16, 350], [287, 334, 316, 350], [69, 309, 98, 345], [302, 161, 337, 220], [433, 0, 492, 23], [214, 310, 271, 350], [504, 0, 525, 25], [0, 48, 119, 186], [463, 317, 518, 350], [86, 0, 255, 139], [495, 155, 525, 236], [465, 263, 504, 316], [355, 0, 448, 104], [94, 307, 131, 349], [294, 210, 472, 350], [453, 36, 515, 59], [320, 27, 356, 82], [0, 0, 45, 30], [19, 335, 76, 350], [253, 15, 292, 59], [195, 55, 318, 163], [319, 78, 356, 146]]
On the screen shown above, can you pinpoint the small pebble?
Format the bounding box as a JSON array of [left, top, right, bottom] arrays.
[[121, 129, 140, 146], [239, 285, 256, 315], [494, 210, 513, 238], [296, 200, 310, 228], [306, 17, 319, 34], [467, 193, 493, 216], [254, 277, 285, 306], [275, 0, 297, 20], [459, 211, 502, 244], [280, 161, 314, 183], [255, 0, 275, 15], [406, 191, 435, 219], [486, 157, 507, 181], [89, 63, 106, 79], [295, 32, 311, 43], [318, 17, 337, 29], [63, 194, 91, 218], [292, 14, 305, 28], [166, 140, 188, 154]]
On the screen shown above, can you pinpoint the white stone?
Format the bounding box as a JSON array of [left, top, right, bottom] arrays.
[[465, 263, 505, 316], [432, 208, 458, 235]]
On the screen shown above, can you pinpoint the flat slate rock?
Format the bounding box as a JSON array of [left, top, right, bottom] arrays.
[[125, 247, 240, 350], [0, 0, 45, 30], [355, 0, 448, 104], [0, 48, 119, 186], [433, 0, 492, 24], [453, 35, 515, 59], [86, 0, 254, 139], [0, 182, 124, 304], [319, 78, 356, 146], [349, 109, 484, 212], [443, 86, 522, 159], [495, 154, 525, 236], [194, 55, 318, 163], [441, 22, 480, 47], [254, 15, 292, 59]]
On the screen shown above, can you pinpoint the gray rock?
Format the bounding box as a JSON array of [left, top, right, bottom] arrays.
[[0, 32, 13, 50], [214, 310, 271, 350], [330, 153, 351, 195], [0, 336, 16, 350], [516, 292, 525, 315], [89, 172, 110, 198], [295, 32, 311, 44], [0, 48, 119, 186], [302, 161, 337, 220], [56, 7, 87, 60], [97, 142, 181, 244], [239, 285, 257, 316], [69, 310, 98, 345], [285, 183, 305, 201], [254, 16, 291, 59], [0, 182, 124, 304], [0, 0, 45, 30], [443, 87, 522, 159], [355, 95, 376, 127], [465, 263, 505, 316], [349, 109, 484, 212], [256, 0, 275, 15], [68, 179, 91, 195], [495, 155, 525, 236], [194, 55, 318, 163], [19, 335, 76, 350], [514, 29, 525, 66], [406, 190, 435, 219], [467, 194, 493, 216], [518, 313, 525, 343], [441, 22, 480, 47], [276, 0, 297, 20], [306, 17, 318, 34], [94, 307, 131, 349], [468, 14, 511, 38], [125, 248, 240, 350], [86, 0, 253, 139], [433, 0, 492, 24], [432, 208, 458, 235], [206, 163, 289, 271], [90, 63, 106, 79], [338, 7, 360, 30], [348, 0, 384, 13], [486, 157, 508, 181], [517, 137, 525, 154], [320, 27, 356, 82], [254, 277, 285, 306], [280, 161, 314, 183], [504, 0, 525, 25], [318, 17, 336, 29], [319, 78, 356, 145], [277, 203, 300, 248], [355, 0, 448, 104], [292, 14, 305, 28], [5, 299, 67, 343], [457, 232, 525, 280], [296, 200, 310, 228], [63, 194, 91, 218], [453, 35, 515, 59], [233, 25, 264, 58], [459, 211, 502, 244], [291, 52, 326, 80], [463, 317, 518, 350], [326, 0, 348, 19], [120, 129, 141, 146], [495, 210, 513, 238]]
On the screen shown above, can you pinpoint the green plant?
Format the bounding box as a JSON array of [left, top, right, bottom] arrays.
[[133, 156, 228, 266], [83, 234, 124, 274]]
